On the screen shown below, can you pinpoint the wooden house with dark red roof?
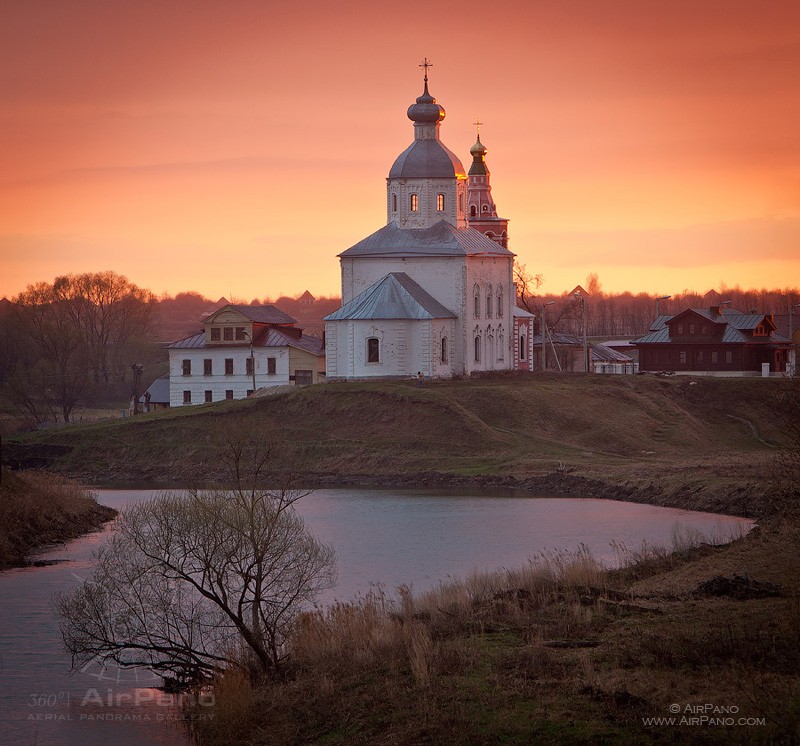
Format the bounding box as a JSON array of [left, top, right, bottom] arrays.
[[633, 305, 791, 375]]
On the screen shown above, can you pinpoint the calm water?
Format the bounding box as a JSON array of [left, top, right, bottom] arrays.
[[0, 488, 754, 746]]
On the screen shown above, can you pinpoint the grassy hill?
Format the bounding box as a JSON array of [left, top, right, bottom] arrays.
[[4, 373, 792, 518]]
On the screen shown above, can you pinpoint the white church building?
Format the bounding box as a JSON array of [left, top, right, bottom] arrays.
[[325, 66, 529, 379]]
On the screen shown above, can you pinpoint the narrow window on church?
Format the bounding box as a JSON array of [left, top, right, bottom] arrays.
[[459, 193, 464, 212], [183, 390, 191, 404], [367, 337, 380, 363], [520, 335, 526, 360], [436, 193, 445, 212], [470, 205, 477, 217], [473, 284, 480, 318], [441, 337, 448, 364], [392, 193, 397, 212], [474, 336, 481, 364], [498, 331, 504, 360], [410, 194, 418, 212], [486, 286, 493, 318], [497, 287, 504, 317]]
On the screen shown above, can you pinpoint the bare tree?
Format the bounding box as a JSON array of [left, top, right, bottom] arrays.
[[513, 261, 543, 313], [56, 460, 335, 684]]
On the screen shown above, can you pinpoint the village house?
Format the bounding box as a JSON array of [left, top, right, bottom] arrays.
[[166, 304, 324, 406], [633, 306, 791, 375]]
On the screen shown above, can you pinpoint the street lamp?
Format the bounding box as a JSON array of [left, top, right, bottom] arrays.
[[655, 295, 671, 317], [574, 292, 589, 373], [541, 300, 555, 371], [243, 331, 257, 396]]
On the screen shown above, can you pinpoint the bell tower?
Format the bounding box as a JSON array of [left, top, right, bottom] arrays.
[[466, 121, 509, 248]]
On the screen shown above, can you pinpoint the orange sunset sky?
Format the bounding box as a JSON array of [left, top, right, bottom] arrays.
[[2, 0, 799, 301]]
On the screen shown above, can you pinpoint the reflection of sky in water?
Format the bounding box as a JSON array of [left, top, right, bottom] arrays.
[[295, 489, 753, 602], [0, 488, 753, 745]]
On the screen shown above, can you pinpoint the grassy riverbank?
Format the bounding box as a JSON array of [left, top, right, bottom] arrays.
[[0, 469, 117, 569], [195, 519, 800, 745], [2, 374, 794, 518]]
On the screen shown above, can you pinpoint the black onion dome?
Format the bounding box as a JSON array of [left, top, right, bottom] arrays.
[[407, 80, 445, 124]]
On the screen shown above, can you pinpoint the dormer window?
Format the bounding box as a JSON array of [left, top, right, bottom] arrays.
[[436, 193, 445, 212], [211, 327, 220, 341], [482, 204, 489, 212], [410, 193, 418, 212]]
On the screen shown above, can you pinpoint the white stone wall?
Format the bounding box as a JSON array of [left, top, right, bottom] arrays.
[[341, 256, 464, 309], [325, 318, 455, 379], [168, 346, 290, 406], [464, 255, 515, 374], [386, 176, 468, 230]]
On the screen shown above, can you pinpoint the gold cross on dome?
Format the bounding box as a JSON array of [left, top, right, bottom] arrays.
[[419, 57, 433, 81], [473, 117, 483, 136]]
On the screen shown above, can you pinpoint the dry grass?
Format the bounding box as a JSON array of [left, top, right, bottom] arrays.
[[194, 523, 800, 745], [0, 468, 114, 567]]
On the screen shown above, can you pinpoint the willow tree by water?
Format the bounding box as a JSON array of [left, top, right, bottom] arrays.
[[57, 474, 335, 684]]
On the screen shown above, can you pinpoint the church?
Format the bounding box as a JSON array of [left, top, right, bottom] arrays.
[[324, 63, 533, 379]]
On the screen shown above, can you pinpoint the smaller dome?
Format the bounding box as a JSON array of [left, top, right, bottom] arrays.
[[407, 80, 445, 124], [470, 135, 487, 157]]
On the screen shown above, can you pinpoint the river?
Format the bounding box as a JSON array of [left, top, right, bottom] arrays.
[[0, 487, 753, 746]]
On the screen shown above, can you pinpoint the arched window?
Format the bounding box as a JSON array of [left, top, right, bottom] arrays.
[[436, 193, 445, 212], [482, 204, 489, 212], [486, 285, 493, 318], [367, 337, 380, 363], [497, 286, 504, 317], [474, 336, 481, 363], [498, 330, 504, 361], [392, 194, 397, 212], [410, 193, 418, 212], [458, 193, 464, 212], [501, 230, 508, 248], [473, 284, 481, 318], [520, 335, 526, 360], [441, 336, 448, 364], [470, 205, 477, 217]]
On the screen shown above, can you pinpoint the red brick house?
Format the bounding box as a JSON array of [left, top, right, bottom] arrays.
[[634, 306, 791, 375]]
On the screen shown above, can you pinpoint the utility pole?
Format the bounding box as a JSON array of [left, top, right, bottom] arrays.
[[790, 303, 800, 376], [574, 292, 588, 373], [244, 332, 257, 395], [541, 300, 554, 371]]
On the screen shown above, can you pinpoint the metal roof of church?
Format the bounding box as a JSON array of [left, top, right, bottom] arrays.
[[339, 220, 513, 258], [389, 138, 466, 179], [324, 272, 457, 321]]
